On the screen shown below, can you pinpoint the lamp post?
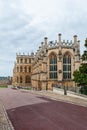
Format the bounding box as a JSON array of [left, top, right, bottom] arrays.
[[63, 77, 67, 95], [64, 85, 67, 95]]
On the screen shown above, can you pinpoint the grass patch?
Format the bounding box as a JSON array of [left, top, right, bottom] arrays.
[[0, 86, 8, 88], [22, 87, 31, 90]]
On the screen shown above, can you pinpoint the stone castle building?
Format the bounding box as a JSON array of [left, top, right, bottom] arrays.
[[12, 53, 34, 87], [13, 34, 81, 90]]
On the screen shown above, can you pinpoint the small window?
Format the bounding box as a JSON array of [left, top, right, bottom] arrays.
[[17, 77, 19, 83], [24, 66, 27, 72], [20, 59, 23, 63], [17, 59, 19, 63], [20, 76, 22, 83], [25, 59, 27, 63], [29, 67, 31, 72], [29, 59, 31, 63], [20, 66, 22, 72], [17, 67, 19, 72]]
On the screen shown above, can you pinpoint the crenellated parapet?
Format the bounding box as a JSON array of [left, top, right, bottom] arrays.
[[16, 52, 34, 57], [33, 33, 81, 64], [48, 40, 73, 49]]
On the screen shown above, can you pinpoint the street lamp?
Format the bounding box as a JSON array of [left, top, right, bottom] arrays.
[[63, 76, 67, 95]]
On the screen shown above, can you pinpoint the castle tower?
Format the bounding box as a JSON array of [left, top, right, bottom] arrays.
[[73, 35, 81, 70]]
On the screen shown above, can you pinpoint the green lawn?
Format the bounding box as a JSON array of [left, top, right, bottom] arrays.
[[0, 86, 8, 88], [22, 87, 31, 90]]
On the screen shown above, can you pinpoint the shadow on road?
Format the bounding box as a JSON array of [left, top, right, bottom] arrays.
[[7, 96, 87, 130]]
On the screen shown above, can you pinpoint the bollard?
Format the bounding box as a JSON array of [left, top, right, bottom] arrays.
[[64, 86, 67, 95]]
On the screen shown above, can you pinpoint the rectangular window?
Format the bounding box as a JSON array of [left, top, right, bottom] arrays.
[[54, 65, 57, 71], [29, 59, 31, 63], [49, 55, 57, 79], [68, 65, 71, 71], [20, 59, 23, 63], [63, 72, 71, 79], [54, 58, 57, 64], [50, 72, 57, 79], [54, 72, 57, 78], [50, 72, 53, 79], [50, 65, 53, 71], [25, 59, 27, 63]]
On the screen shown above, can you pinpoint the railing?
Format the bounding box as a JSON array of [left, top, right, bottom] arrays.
[[53, 85, 80, 93]]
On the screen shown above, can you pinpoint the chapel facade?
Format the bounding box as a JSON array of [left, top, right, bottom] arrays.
[[13, 34, 81, 90]]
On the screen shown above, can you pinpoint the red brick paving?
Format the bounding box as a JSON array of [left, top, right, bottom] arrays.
[[0, 88, 87, 130]]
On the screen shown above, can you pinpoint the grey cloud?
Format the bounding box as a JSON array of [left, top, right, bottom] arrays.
[[0, 0, 87, 76], [0, 1, 45, 76]]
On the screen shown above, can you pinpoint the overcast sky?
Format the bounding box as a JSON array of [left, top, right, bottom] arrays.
[[0, 0, 87, 76]]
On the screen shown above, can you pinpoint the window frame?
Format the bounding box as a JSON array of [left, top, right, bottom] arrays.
[[49, 53, 58, 79], [63, 54, 71, 80]]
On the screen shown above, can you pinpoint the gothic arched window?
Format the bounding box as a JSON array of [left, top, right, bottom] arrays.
[[63, 54, 71, 79], [49, 53, 57, 79]]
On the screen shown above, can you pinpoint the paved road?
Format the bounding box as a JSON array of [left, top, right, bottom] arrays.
[[0, 88, 87, 130]]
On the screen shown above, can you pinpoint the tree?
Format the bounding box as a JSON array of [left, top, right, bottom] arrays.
[[73, 38, 87, 94], [73, 70, 81, 85], [79, 64, 87, 86], [82, 51, 87, 61], [84, 38, 87, 49], [82, 38, 87, 60], [73, 65, 87, 87]]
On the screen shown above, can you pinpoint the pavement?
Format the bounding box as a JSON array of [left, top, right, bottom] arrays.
[[0, 101, 14, 130], [21, 89, 87, 107], [0, 88, 87, 130]]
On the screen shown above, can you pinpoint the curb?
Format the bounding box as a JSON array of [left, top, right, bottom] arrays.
[[0, 101, 14, 130]]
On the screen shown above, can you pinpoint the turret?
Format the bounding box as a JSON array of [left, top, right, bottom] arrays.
[[58, 33, 62, 43], [41, 42, 44, 48], [73, 35, 77, 44], [44, 37, 48, 45]]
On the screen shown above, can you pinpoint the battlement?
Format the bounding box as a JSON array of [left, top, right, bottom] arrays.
[[16, 52, 34, 58], [34, 34, 80, 61]]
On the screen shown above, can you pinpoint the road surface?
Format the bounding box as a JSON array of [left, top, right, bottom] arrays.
[[0, 88, 87, 130]]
